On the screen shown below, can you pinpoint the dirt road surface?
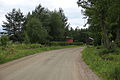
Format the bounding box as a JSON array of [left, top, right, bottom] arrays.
[[0, 47, 100, 80]]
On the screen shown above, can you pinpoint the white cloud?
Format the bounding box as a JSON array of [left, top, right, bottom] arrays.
[[0, 0, 87, 31]]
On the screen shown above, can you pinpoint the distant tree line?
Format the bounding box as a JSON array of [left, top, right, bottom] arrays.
[[2, 4, 68, 43], [77, 0, 120, 50], [2, 4, 89, 44]]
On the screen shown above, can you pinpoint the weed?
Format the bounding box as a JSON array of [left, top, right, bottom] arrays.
[[82, 46, 120, 80], [110, 67, 120, 80], [0, 44, 79, 64]]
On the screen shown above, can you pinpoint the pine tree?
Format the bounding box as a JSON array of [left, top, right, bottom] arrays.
[[2, 8, 25, 42]]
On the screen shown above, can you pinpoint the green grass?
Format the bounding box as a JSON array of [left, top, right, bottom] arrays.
[[82, 46, 120, 80], [0, 44, 79, 64]]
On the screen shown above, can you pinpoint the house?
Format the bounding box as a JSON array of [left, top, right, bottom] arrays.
[[66, 36, 73, 43], [86, 37, 94, 45]]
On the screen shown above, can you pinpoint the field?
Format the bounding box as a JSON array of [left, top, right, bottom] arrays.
[[82, 46, 120, 80]]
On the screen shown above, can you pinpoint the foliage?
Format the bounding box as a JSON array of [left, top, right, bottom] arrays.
[[25, 17, 48, 43], [58, 8, 70, 39], [74, 28, 90, 43], [116, 40, 120, 47], [82, 46, 120, 80], [24, 4, 71, 42], [49, 11, 65, 41], [2, 9, 25, 42], [77, 0, 120, 50], [0, 35, 9, 47], [2, 4, 89, 44], [32, 4, 51, 32], [0, 44, 78, 64], [49, 42, 83, 46], [10, 44, 43, 49], [110, 67, 120, 80], [23, 32, 30, 44]]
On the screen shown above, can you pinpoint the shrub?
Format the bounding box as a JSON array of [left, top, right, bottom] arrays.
[[7, 48, 16, 54], [0, 56, 5, 64], [49, 42, 83, 46], [98, 49, 109, 56], [24, 33, 30, 44], [96, 46, 103, 49], [11, 43, 43, 49], [82, 46, 120, 80], [29, 44, 43, 49], [98, 48, 117, 56], [0, 35, 9, 47], [101, 55, 113, 61]]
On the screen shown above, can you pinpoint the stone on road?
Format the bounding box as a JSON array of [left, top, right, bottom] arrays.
[[0, 47, 100, 80]]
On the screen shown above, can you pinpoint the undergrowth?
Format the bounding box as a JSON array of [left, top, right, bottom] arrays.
[[82, 46, 120, 80], [0, 44, 79, 64]]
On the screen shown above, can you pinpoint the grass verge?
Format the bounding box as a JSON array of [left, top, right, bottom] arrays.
[[82, 46, 120, 80], [0, 44, 79, 64]]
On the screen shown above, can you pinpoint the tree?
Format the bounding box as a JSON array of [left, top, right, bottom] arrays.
[[33, 4, 51, 32], [25, 5, 69, 42], [77, 0, 120, 49], [107, 0, 120, 47], [58, 8, 70, 39], [25, 17, 48, 43], [2, 9, 25, 42], [49, 11, 65, 41]]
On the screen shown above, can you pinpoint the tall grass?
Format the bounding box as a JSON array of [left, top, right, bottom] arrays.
[[82, 46, 120, 80]]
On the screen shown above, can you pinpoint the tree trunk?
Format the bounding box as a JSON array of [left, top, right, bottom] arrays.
[[100, 7, 111, 50], [100, 15, 111, 50], [102, 26, 111, 50]]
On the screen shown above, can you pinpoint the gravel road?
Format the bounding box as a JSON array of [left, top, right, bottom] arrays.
[[0, 47, 100, 80]]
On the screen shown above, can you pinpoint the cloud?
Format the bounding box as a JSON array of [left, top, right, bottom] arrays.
[[0, 0, 87, 31]]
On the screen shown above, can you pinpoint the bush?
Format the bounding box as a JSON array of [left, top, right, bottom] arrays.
[[24, 32, 30, 44], [101, 55, 113, 61], [7, 48, 16, 54], [0, 55, 5, 64], [96, 46, 103, 49], [98, 47, 120, 56], [82, 47, 120, 80], [0, 35, 9, 47], [25, 17, 48, 43], [11, 43, 43, 49], [98, 48, 117, 56], [49, 42, 83, 46], [29, 44, 43, 49]]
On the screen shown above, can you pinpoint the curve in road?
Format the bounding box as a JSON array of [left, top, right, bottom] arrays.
[[0, 47, 100, 80]]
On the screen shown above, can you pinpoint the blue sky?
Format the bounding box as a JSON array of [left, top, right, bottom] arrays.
[[0, 0, 87, 32]]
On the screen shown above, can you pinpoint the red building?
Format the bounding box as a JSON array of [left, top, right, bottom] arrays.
[[66, 37, 73, 43]]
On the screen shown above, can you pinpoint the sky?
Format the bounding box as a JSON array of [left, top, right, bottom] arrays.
[[0, 0, 87, 32]]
